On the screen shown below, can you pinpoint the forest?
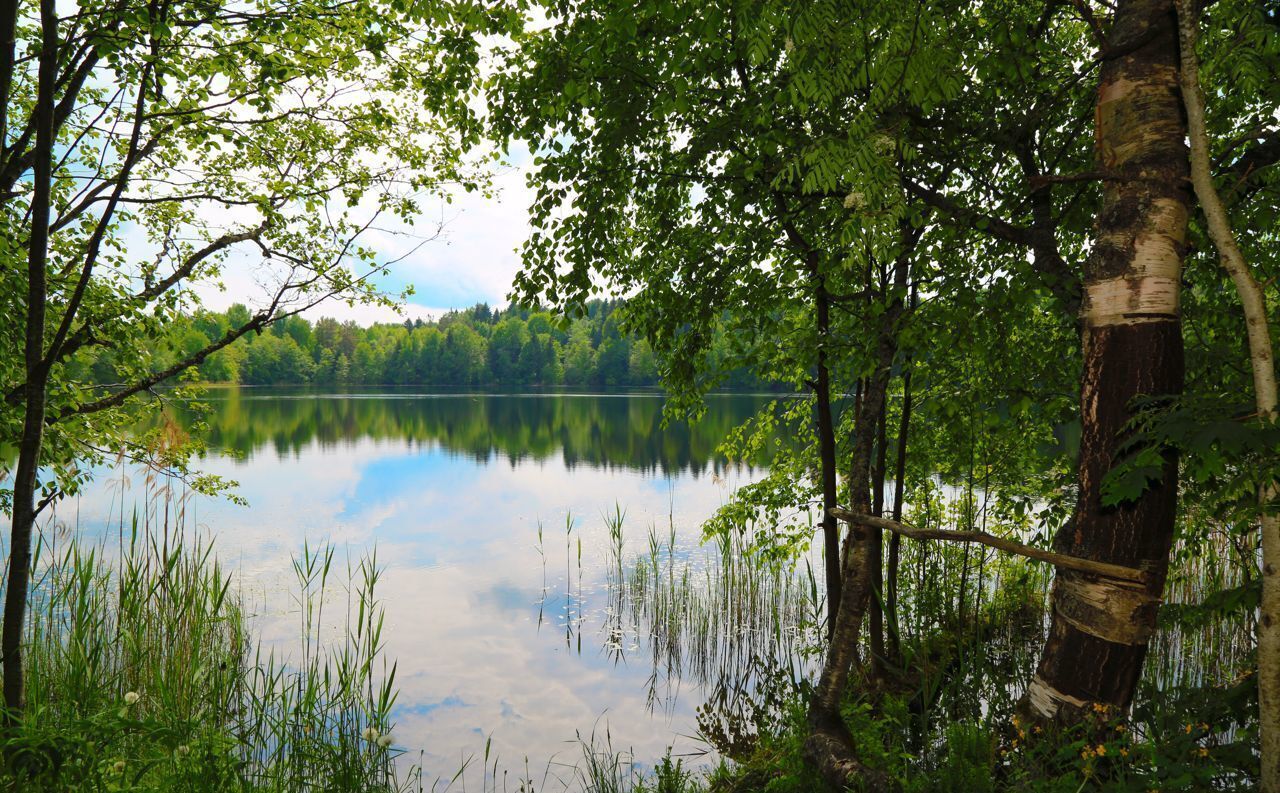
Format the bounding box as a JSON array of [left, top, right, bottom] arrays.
[[71, 299, 771, 389], [1, 0, 1278, 791]]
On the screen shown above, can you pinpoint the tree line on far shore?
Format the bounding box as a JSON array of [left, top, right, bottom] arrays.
[[70, 299, 774, 390]]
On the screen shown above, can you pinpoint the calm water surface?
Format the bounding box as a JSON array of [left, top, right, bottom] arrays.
[[54, 388, 797, 783]]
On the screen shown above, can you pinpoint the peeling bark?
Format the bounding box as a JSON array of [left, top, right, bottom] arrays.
[[1022, 0, 1190, 727]]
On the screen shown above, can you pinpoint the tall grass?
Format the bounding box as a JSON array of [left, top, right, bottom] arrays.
[[2, 486, 408, 792]]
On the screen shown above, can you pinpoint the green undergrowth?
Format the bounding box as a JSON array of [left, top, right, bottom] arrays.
[[0, 518, 407, 792], [700, 647, 1257, 792], [700, 682, 1256, 792]]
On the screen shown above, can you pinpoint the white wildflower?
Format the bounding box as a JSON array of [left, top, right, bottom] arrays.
[[361, 726, 380, 742], [843, 191, 866, 210], [377, 734, 394, 749], [123, 691, 140, 706], [176, 745, 191, 757]]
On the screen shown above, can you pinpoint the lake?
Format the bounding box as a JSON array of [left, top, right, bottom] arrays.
[[44, 387, 816, 785]]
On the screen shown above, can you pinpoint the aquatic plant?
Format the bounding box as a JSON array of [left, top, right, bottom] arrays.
[[2, 482, 408, 792]]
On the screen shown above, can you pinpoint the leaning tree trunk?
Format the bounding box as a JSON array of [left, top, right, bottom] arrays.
[[804, 237, 912, 789], [1174, 1, 1279, 786], [2, 0, 56, 716], [804, 343, 893, 790], [1023, 0, 1191, 725]]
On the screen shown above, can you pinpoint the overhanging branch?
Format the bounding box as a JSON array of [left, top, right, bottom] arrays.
[[829, 508, 1150, 584]]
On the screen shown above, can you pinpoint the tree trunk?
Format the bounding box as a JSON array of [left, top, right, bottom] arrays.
[[2, 0, 57, 717], [813, 268, 843, 642], [804, 234, 912, 788], [1023, 0, 1190, 725], [0, 0, 17, 146], [1174, 1, 1278, 786], [804, 357, 892, 789], [869, 397, 889, 677], [885, 296, 915, 663]]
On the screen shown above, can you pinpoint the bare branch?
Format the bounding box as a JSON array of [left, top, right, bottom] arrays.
[[830, 508, 1151, 584]]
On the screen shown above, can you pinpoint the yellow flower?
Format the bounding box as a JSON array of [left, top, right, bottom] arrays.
[[1095, 744, 1107, 757]]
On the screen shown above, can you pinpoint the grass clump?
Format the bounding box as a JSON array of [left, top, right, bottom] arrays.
[[1, 515, 406, 792]]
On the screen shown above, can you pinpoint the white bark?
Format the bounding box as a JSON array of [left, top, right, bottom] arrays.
[[1176, 2, 1280, 789]]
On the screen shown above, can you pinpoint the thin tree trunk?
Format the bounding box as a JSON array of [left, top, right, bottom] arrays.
[[886, 294, 916, 663], [813, 266, 843, 642], [0, 0, 18, 147], [869, 396, 889, 677], [1174, 1, 1279, 786], [1023, 0, 1190, 726], [3, 0, 57, 716]]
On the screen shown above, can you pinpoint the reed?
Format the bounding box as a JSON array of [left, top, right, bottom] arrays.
[[2, 481, 408, 792]]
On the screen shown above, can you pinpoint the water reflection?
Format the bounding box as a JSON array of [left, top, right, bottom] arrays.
[[179, 387, 775, 474], [51, 388, 800, 786]]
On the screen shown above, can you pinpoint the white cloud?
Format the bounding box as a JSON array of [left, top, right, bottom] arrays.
[[186, 145, 535, 326]]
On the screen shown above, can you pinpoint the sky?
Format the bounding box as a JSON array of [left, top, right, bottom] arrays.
[[192, 144, 536, 327]]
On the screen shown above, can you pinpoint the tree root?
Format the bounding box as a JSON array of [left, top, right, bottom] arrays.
[[803, 717, 889, 792]]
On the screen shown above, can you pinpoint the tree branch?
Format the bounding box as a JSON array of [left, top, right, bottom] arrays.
[[829, 508, 1151, 584]]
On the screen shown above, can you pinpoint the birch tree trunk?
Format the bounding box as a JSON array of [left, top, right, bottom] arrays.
[[1023, 0, 1191, 725], [1174, 1, 1279, 786]]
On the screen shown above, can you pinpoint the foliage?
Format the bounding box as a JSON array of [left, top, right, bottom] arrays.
[[0, 0, 498, 511], [71, 300, 781, 391]]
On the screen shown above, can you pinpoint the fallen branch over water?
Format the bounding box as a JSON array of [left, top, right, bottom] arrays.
[[829, 508, 1150, 585]]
